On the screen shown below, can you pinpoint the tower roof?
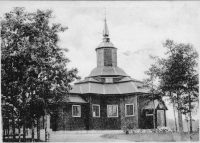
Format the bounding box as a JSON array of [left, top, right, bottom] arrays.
[[97, 41, 115, 49], [96, 16, 115, 49], [88, 66, 128, 77]]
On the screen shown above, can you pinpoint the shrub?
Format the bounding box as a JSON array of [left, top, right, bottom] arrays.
[[157, 126, 172, 133], [122, 126, 129, 134]]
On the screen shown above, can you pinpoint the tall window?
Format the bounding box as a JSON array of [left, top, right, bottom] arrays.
[[92, 104, 100, 117], [107, 105, 118, 117], [125, 104, 134, 117], [72, 105, 81, 117]]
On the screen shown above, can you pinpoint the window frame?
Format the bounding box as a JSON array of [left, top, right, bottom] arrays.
[[92, 104, 100, 117], [107, 105, 118, 118], [125, 104, 135, 117], [72, 105, 81, 117]]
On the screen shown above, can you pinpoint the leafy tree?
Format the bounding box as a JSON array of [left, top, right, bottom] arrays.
[[145, 56, 179, 131], [144, 66, 160, 130], [1, 7, 80, 141], [181, 73, 199, 133], [145, 40, 199, 134], [143, 60, 168, 130]]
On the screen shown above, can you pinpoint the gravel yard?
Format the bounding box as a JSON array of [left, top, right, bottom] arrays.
[[39, 130, 129, 142], [101, 132, 199, 142], [49, 133, 130, 142], [27, 129, 199, 142]]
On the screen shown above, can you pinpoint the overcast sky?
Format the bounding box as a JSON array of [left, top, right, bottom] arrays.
[[1, 1, 199, 120]]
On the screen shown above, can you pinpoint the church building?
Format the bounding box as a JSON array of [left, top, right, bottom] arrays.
[[50, 18, 168, 131]]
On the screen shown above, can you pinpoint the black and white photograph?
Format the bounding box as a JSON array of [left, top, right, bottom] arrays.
[[0, 1, 199, 142]]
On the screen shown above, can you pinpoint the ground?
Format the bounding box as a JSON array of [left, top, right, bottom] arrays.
[[38, 130, 129, 142], [37, 130, 199, 142], [49, 133, 130, 142], [101, 132, 199, 142], [4, 130, 199, 142]]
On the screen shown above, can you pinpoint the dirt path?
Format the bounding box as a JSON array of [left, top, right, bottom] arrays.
[[38, 129, 129, 142], [50, 134, 130, 142], [49, 133, 130, 142]]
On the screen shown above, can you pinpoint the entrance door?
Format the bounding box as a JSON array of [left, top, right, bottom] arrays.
[[157, 110, 165, 127], [145, 109, 154, 129]]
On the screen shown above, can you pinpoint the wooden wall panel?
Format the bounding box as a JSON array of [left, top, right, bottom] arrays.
[[121, 95, 138, 129]]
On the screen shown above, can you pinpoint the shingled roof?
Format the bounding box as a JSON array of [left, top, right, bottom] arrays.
[[88, 66, 129, 77], [70, 76, 149, 95]]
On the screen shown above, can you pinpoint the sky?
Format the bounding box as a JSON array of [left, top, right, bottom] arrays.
[[0, 1, 199, 120]]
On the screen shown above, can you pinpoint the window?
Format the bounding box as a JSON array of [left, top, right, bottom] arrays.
[[101, 78, 105, 83], [146, 109, 153, 116], [72, 105, 81, 117], [107, 105, 118, 117], [113, 78, 122, 83], [125, 104, 134, 117], [92, 104, 100, 117], [105, 78, 113, 83]]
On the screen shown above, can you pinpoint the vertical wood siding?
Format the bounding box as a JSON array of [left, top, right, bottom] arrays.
[[50, 94, 140, 130]]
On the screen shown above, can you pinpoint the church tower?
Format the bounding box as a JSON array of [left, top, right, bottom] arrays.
[[88, 18, 128, 78], [96, 18, 117, 67]]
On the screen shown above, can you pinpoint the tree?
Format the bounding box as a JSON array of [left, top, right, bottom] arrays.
[[1, 7, 80, 141], [144, 64, 160, 130], [171, 95, 178, 132], [181, 73, 199, 134], [146, 40, 199, 134], [143, 57, 170, 131]]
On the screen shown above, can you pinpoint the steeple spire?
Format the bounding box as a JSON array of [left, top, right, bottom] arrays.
[[103, 11, 109, 37], [103, 10, 110, 42]]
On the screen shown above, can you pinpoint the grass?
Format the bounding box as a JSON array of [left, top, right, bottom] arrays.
[[181, 132, 199, 141], [101, 131, 199, 142]]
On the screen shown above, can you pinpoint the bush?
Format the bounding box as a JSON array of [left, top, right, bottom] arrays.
[[122, 123, 135, 134], [122, 126, 129, 134], [123, 126, 172, 134], [157, 126, 172, 133]]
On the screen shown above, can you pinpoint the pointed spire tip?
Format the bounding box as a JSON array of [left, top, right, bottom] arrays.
[[103, 10, 109, 38]]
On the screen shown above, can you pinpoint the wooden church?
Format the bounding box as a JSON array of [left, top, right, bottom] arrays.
[[50, 18, 168, 131]]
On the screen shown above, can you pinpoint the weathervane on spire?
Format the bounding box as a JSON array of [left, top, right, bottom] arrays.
[[103, 8, 109, 38]]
